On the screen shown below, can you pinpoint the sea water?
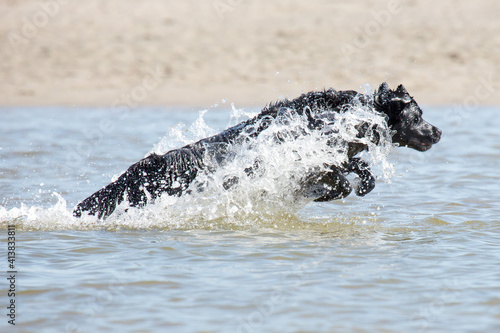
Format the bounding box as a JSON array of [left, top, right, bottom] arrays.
[[0, 102, 499, 332]]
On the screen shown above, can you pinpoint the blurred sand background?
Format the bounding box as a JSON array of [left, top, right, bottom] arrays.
[[1, 0, 499, 107]]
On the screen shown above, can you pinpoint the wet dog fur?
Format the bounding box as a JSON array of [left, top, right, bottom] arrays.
[[73, 83, 442, 219]]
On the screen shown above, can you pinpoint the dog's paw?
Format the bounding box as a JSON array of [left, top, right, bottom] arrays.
[[352, 175, 375, 196], [313, 184, 352, 202]]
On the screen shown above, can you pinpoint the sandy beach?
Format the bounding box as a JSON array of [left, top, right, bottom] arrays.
[[1, 0, 499, 107]]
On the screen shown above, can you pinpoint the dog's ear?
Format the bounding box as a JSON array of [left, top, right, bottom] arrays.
[[378, 82, 390, 97], [374, 82, 391, 109], [392, 84, 412, 103], [395, 84, 408, 94]]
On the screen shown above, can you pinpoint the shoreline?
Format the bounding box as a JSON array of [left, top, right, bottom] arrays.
[[2, 80, 498, 108], [1, 0, 499, 107]]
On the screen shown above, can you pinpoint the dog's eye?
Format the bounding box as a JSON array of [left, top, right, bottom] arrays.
[[412, 116, 421, 124]]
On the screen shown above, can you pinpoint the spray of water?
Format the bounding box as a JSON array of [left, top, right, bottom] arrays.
[[1, 91, 395, 231]]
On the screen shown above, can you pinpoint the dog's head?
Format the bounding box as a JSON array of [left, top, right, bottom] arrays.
[[374, 82, 442, 151]]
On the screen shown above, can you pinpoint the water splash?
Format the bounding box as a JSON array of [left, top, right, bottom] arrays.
[[1, 95, 395, 231]]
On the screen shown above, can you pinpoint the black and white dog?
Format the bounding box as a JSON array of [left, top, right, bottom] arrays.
[[74, 83, 441, 219]]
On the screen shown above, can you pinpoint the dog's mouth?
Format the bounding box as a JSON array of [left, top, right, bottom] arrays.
[[409, 140, 433, 151]]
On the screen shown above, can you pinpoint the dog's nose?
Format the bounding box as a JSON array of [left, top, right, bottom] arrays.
[[433, 127, 442, 143]]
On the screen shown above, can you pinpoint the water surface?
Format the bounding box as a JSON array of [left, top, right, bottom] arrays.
[[1, 105, 499, 332]]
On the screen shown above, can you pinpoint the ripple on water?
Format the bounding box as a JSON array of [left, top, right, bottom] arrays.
[[1, 106, 500, 332]]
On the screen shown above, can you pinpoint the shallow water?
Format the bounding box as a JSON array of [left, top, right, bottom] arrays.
[[1, 104, 499, 332]]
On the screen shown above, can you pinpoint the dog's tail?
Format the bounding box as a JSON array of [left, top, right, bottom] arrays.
[[73, 149, 203, 219]]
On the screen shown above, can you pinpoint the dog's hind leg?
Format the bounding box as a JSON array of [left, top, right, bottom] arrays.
[[74, 149, 203, 219], [73, 153, 171, 219]]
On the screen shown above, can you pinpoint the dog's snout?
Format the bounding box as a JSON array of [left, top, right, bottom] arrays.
[[433, 127, 442, 143]]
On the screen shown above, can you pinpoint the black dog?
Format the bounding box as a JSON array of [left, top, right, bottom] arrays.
[[74, 83, 441, 219]]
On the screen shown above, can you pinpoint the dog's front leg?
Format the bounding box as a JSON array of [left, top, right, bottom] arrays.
[[300, 168, 352, 202], [345, 157, 375, 196]]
